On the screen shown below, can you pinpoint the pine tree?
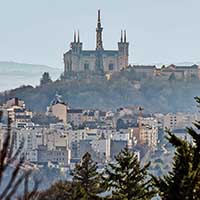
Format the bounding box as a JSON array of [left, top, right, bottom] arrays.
[[37, 181, 71, 200], [40, 72, 52, 85], [72, 152, 103, 200], [168, 72, 176, 82], [153, 97, 200, 200], [104, 147, 155, 200], [0, 112, 39, 199], [37, 181, 81, 200]]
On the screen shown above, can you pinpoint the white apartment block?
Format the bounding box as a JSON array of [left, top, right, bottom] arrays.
[[91, 139, 111, 161], [163, 113, 200, 131], [9, 127, 70, 166]]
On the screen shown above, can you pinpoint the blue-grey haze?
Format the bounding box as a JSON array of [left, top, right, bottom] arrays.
[[0, 62, 61, 91]]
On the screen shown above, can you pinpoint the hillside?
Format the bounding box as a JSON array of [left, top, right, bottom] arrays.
[[0, 62, 62, 91], [1, 70, 200, 114]]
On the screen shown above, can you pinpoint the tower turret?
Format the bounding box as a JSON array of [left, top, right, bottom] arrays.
[[74, 31, 76, 43], [120, 30, 123, 42], [124, 30, 127, 43], [70, 30, 82, 54], [118, 30, 129, 69], [123, 30, 129, 56]]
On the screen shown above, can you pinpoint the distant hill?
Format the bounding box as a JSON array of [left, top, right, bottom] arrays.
[[1, 70, 200, 114], [0, 62, 62, 91]]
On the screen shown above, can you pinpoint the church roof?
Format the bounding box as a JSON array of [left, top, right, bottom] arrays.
[[133, 65, 156, 69], [163, 64, 199, 71], [50, 94, 67, 106], [68, 109, 83, 114], [103, 50, 118, 56], [80, 50, 119, 56], [81, 50, 96, 56], [64, 49, 119, 57]]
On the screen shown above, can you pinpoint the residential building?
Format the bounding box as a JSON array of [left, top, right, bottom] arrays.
[[47, 94, 68, 124], [163, 113, 200, 131], [67, 109, 83, 127], [139, 117, 158, 149], [160, 64, 200, 80]]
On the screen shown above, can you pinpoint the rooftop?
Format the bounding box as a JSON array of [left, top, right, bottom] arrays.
[[68, 109, 83, 114], [50, 94, 67, 106], [132, 65, 156, 69]]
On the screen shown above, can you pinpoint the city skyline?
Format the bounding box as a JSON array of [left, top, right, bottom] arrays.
[[0, 0, 200, 68]]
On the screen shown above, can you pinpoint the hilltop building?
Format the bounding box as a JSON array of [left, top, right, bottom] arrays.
[[159, 64, 200, 80], [63, 10, 129, 74]]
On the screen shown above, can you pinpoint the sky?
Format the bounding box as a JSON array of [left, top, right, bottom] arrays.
[[0, 0, 200, 69]]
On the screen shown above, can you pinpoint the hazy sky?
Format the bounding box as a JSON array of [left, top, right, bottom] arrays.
[[0, 0, 200, 68]]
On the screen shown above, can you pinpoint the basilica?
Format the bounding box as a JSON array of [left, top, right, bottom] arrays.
[[63, 10, 129, 74]]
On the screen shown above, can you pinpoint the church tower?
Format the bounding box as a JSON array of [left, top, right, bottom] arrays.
[[71, 31, 82, 54], [118, 30, 129, 69], [64, 31, 82, 73], [95, 10, 104, 73], [64, 10, 130, 75]]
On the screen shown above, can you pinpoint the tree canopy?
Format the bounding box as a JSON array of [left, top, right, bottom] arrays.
[[72, 152, 104, 200], [104, 147, 155, 200], [40, 72, 52, 85], [152, 97, 200, 200]]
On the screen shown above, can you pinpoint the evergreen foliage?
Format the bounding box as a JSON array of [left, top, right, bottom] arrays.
[[37, 181, 79, 200], [104, 147, 155, 200], [168, 72, 176, 81], [40, 72, 52, 85], [72, 152, 104, 200], [153, 97, 200, 200], [0, 112, 39, 199]]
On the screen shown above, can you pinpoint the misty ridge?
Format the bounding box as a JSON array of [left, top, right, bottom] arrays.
[[0, 62, 62, 91], [0, 64, 200, 114]]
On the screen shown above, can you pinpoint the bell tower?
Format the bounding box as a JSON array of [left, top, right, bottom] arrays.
[[71, 30, 82, 54], [118, 30, 129, 69]]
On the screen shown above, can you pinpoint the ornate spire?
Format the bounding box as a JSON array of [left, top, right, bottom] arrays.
[[74, 30, 76, 43], [98, 9, 101, 23], [78, 30, 80, 43], [124, 30, 127, 43], [120, 30, 123, 42], [96, 9, 103, 50]]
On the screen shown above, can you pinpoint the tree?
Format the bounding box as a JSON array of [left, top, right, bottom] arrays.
[[153, 97, 200, 200], [168, 72, 176, 82], [104, 147, 155, 200], [40, 72, 52, 85], [72, 152, 104, 200], [37, 181, 77, 200], [0, 111, 39, 199], [161, 65, 166, 69]]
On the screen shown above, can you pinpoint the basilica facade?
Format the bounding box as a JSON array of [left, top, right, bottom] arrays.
[[63, 10, 129, 74]]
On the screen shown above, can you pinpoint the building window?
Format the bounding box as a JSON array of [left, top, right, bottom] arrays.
[[109, 63, 114, 70], [84, 63, 89, 71]]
